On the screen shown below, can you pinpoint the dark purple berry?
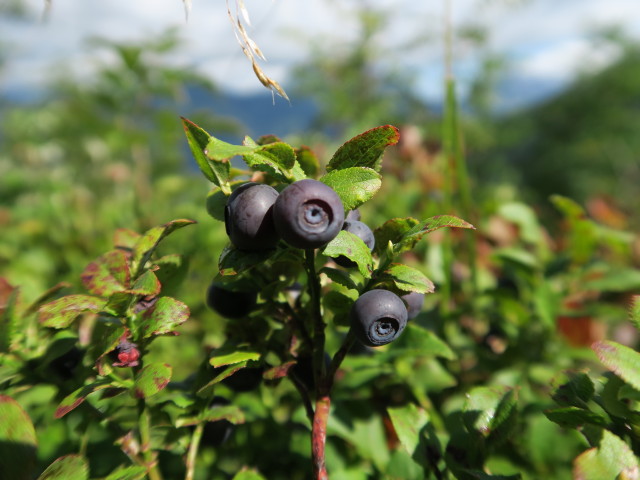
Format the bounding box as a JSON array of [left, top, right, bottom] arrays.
[[345, 209, 361, 222], [351, 289, 408, 347], [401, 291, 425, 320], [334, 220, 375, 268], [206, 284, 257, 319], [224, 182, 279, 251], [273, 179, 345, 249]]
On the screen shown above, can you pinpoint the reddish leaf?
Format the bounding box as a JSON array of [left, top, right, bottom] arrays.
[[140, 296, 190, 338], [55, 380, 112, 418], [326, 125, 400, 173], [132, 219, 196, 276], [39, 295, 105, 328], [134, 363, 172, 398], [81, 250, 131, 296]]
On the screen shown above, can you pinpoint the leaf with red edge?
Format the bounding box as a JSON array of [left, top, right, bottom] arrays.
[[263, 360, 296, 380], [127, 270, 161, 296], [81, 250, 131, 296], [113, 228, 141, 250], [592, 340, 640, 391], [55, 379, 113, 418], [0, 395, 37, 480], [326, 125, 400, 173], [39, 295, 106, 328], [139, 296, 190, 338], [36, 454, 88, 480], [132, 219, 196, 276], [133, 363, 172, 398]]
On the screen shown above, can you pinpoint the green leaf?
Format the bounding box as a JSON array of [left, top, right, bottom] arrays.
[[544, 406, 608, 428], [373, 217, 420, 256], [181, 117, 229, 190], [464, 386, 518, 445], [0, 395, 37, 480], [327, 125, 400, 173], [38, 295, 106, 328], [243, 142, 299, 182], [134, 363, 172, 398], [55, 379, 113, 418], [377, 263, 435, 294], [104, 465, 147, 480], [551, 371, 595, 408], [593, 340, 640, 391], [22, 281, 71, 317], [630, 295, 640, 332], [139, 296, 190, 338], [176, 404, 246, 427], [218, 245, 274, 276], [0, 286, 20, 353], [206, 136, 255, 161], [231, 469, 268, 480], [127, 270, 161, 296], [132, 219, 196, 276], [323, 231, 374, 278], [80, 250, 130, 296], [113, 228, 141, 250], [210, 350, 261, 368], [320, 167, 382, 211], [395, 215, 475, 253], [573, 430, 638, 480], [387, 403, 429, 460], [36, 455, 88, 480], [582, 268, 640, 293], [296, 145, 319, 178], [390, 324, 455, 360], [198, 361, 250, 394], [319, 267, 359, 291]]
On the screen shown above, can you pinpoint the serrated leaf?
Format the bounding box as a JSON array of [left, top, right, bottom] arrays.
[[573, 430, 639, 480], [139, 296, 189, 338], [206, 136, 255, 161], [544, 406, 608, 428], [327, 125, 400, 173], [378, 263, 435, 294], [38, 295, 106, 328], [181, 117, 226, 188], [387, 403, 430, 458], [132, 219, 196, 276], [0, 395, 37, 480], [395, 215, 475, 253], [373, 217, 420, 256], [198, 361, 250, 394], [80, 249, 130, 296], [201, 404, 245, 424], [320, 167, 382, 211], [551, 371, 595, 408], [36, 455, 88, 480], [55, 379, 112, 418], [593, 340, 640, 391], [322, 230, 374, 278], [134, 363, 172, 398]]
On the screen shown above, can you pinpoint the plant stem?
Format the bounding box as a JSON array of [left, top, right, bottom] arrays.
[[312, 394, 330, 480], [138, 399, 163, 480], [304, 249, 326, 388], [185, 423, 204, 480]]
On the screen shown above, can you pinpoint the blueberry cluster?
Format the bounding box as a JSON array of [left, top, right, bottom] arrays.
[[207, 178, 424, 347]]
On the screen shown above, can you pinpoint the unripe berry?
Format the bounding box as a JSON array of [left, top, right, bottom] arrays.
[[273, 179, 345, 249], [351, 289, 408, 347]]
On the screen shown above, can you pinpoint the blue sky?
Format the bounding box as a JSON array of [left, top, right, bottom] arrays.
[[2, 0, 640, 104]]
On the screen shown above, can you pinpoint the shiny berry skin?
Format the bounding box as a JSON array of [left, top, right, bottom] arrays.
[[401, 291, 425, 320], [272, 179, 345, 249], [351, 289, 408, 347], [206, 284, 257, 319], [224, 182, 279, 251], [334, 220, 375, 268]]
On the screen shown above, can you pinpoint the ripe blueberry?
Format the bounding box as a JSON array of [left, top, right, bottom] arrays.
[[401, 291, 425, 320], [345, 209, 361, 222], [224, 182, 279, 251], [351, 289, 408, 347], [206, 283, 257, 319], [334, 219, 375, 268], [272, 179, 345, 249]]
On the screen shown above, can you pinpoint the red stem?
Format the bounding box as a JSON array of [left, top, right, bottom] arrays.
[[312, 394, 331, 480]]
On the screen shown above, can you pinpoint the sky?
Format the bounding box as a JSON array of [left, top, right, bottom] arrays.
[[1, 0, 640, 106]]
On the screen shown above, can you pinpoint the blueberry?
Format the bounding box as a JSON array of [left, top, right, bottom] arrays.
[[272, 179, 345, 249], [401, 291, 425, 320], [334, 220, 375, 268], [345, 209, 361, 222], [224, 182, 279, 251], [201, 397, 234, 447], [206, 283, 257, 319], [351, 289, 408, 347]]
